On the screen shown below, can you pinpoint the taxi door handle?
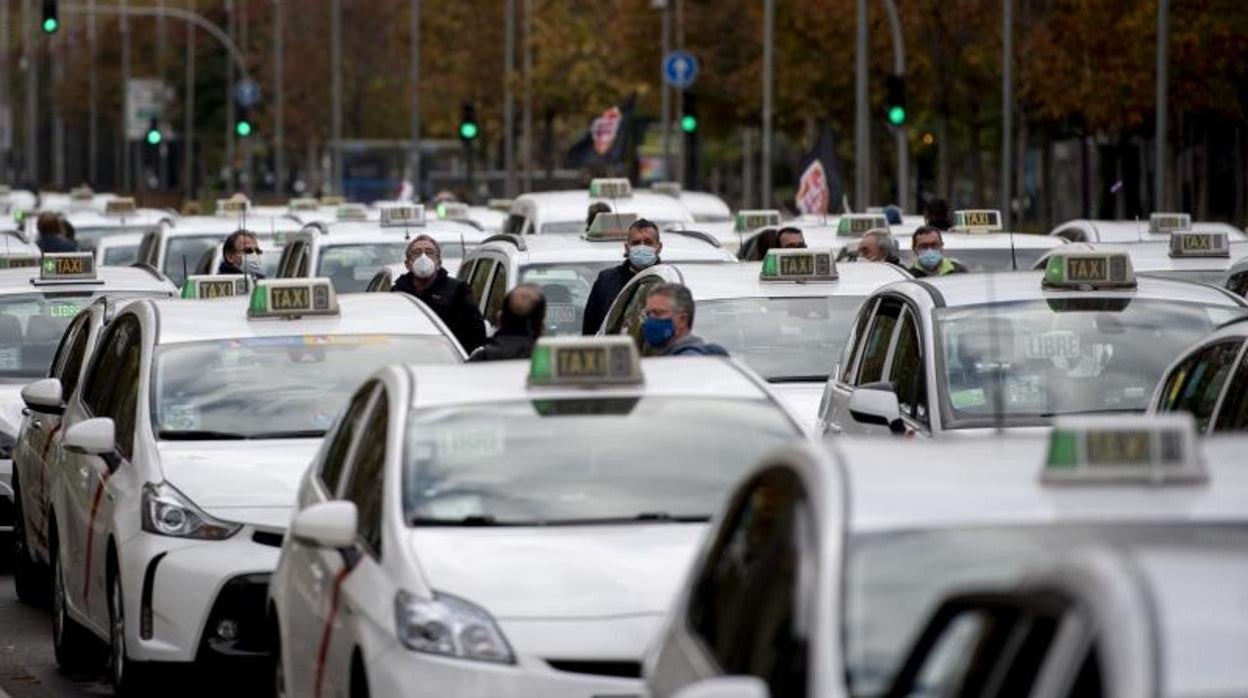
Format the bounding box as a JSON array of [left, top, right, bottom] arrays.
[[827, 422, 843, 434], [31, 417, 43, 429]]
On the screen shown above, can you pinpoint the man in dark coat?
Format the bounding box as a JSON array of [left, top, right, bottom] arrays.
[[392, 234, 486, 353], [582, 218, 662, 334], [468, 283, 545, 362]]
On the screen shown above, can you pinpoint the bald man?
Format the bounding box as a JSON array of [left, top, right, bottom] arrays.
[[468, 284, 547, 362]]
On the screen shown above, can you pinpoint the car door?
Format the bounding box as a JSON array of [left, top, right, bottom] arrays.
[[882, 306, 931, 435], [467, 257, 496, 310], [651, 467, 816, 698], [1212, 346, 1248, 433], [285, 381, 379, 698], [1154, 339, 1246, 434], [828, 298, 911, 436], [482, 257, 510, 326]]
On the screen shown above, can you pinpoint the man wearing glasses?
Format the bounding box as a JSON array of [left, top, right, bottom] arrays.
[[219, 229, 265, 279]]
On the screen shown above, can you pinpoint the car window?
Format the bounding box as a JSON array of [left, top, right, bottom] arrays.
[[686, 468, 811, 697], [51, 313, 91, 398], [342, 388, 388, 557], [503, 214, 525, 235], [82, 315, 138, 417], [457, 258, 476, 283], [295, 244, 310, 277], [106, 328, 143, 459], [1214, 353, 1248, 432], [484, 262, 509, 324], [1157, 340, 1244, 432], [163, 235, 220, 287], [839, 299, 876, 382], [316, 243, 408, 294], [137, 232, 159, 267], [1227, 270, 1248, 298], [855, 299, 903, 385], [277, 241, 300, 278], [468, 259, 495, 304], [320, 382, 378, 496], [888, 308, 928, 425]]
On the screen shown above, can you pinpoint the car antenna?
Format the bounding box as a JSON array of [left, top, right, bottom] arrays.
[[1136, 215, 1144, 242], [1008, 223, 1019, 271], [182, 254, 188, 286]]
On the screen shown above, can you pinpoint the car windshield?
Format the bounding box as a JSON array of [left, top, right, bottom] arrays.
[[519, 262, 615, 335], [153, 334, 460, 438], [75, 226, 158, 252], [164, 235, 222, 287], [0, 293, 97, 378], [845, 524, 1248, 698], [403, 397, 797, 525], [899, 247, 1054, 272], [935, 298, 1245, 428], [316, 242, 410, 293], [102, 244, 140, 266], [697, 296, 864, 381]]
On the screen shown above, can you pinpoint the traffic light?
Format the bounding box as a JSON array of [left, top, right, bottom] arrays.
[[459, 102, 479, 142], [235, 107, 253, 138], [145, 118, 162, 146], [41, 0, 59, 34], [885, 75, 907, 127], [681, 91, 699, 188]]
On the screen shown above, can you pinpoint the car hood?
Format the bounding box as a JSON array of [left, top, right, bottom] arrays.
[[409, 524, 706, 620], [769, 381, 824, 433], [156, 439, 320, 520]]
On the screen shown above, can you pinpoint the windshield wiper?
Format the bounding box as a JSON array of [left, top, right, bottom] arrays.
[[158, 429, 248, 441], [541, 512, 712, 525], [246, 429, 327, 439], [409, 515, 508, 527], [767, 375, 829, 384], [1039, 407, 1144, 418]]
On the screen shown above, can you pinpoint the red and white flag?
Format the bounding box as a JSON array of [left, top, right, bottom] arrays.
[[591, 107, 623, 156], [796, 159, 829, 215]]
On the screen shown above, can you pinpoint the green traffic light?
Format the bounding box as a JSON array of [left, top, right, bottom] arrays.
[[146, 129, 162, 146], [887, 105, 907, 126], [236, 120, 253, 137], [42, 17, 59, 33], [680, 115, 698, 133], [459, 121, 479, 141]]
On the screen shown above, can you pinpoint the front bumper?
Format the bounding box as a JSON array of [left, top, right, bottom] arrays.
[[0, 459, 13, 532], [369, 648, 643, 698], [123, 527, 283, 664]]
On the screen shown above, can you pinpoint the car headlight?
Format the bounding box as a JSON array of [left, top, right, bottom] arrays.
[[394, 590, 514, 664], [0, 430, 15, 460], [141, 482, 241, 540]]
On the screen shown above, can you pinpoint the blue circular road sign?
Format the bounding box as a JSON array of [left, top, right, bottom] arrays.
[[662, 51, 699, 90]]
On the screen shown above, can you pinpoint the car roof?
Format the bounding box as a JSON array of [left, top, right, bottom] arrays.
[[95, 232, 147, 249], [62, 209, 171, 228], [150, 292, 451, 345], [660, 260, 910, 300], [300, 219, 488, 242], [1053, 219, 1248, 242], [833, 436, 1248, 533], [1046, 241, 1248, 273], [404, 355, 775, 410], [676, 191, 732, 218], [908, 270, 1246, 308], [0, 265, 175, 294], [938, 233, 1066, 250], [164, 215, 303, 236], [513, 190, 694, 226], [475, 233, 736, 264]]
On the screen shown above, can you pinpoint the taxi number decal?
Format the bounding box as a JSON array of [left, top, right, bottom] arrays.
[[557, 347, 608, 378], [199, 280, 238, 298], [1066, 257, 1107, 282], [547, 304, 577, 324], [779, 255, 815, 277], [962, 211, 995, 227], [1085, 430, 1151, 465]]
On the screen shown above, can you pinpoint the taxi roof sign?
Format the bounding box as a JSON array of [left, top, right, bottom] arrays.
[[528, 336, 642, 387], [39, 252, 96, 282], [0, 254, 41, 270], [1169, 230, 1228, 258], [761, 248, 838, 282], [1042, 249, 1136, 290], [1149, 212, 1191, 235], [320, 195, 346, 206], [952, 209, 1003, 233], [487, 198, 514, 212], [735, 209, 781, 233], [288, 197, 320, 212], [336, 204, 368, 222], [181, 274, 249, 300], [837, 213, 889, 237], [104, 197, 138, 216], [69, 186, 94, 201], [585, 211, 638, 240], [215, 198, 250, 217], [1043, 414, 1204, 485], [589, 178, 633, 199], [652, 181, 682, 198], [381, 204, 426, 227], [437, 202, 470, 220], [248, 278, 339, 318]]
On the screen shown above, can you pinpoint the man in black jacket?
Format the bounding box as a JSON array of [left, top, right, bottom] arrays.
[[392, 235, 486, 353], [468, 284, 545, 362], [218, 230, 265, 278], [36, 212, 77, 253], [581, 218, 662, 334]]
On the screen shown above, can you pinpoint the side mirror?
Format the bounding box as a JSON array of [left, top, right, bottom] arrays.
[[849, 381, 905, 435], [292, 500, 358, 549], [63, 417, 116, 456], [672, 678, 770, 698], [22, 378, 64, 415]]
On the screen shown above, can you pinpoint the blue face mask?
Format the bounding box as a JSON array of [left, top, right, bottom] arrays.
[[917, 249, 944, 269], [642, 316, 675, 347], [628, 244, 658, 269]]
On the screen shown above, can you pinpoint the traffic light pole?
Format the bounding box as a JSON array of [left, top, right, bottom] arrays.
[[881, 0, 907, 211]]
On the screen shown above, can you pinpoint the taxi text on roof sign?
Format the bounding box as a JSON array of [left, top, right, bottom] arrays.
[[248, 278, 340, 319], [1042, 250, 1136, 290], [40, 252, 96, 282], [336, 204, 368, 222], [1043, 414, 1205, 485], [589, 178, 633, 199], [487, 198, 514, 212], [952, 209, 1003, 233], [652, 181, 682, 198], [320, 195, 346, 206], [761, 248, 838, 282], [288, 197, 320, 212], [586, 211, 639, 240], [735, 209, 781, 233], [1169, 230, 1229, 258], [528, 336, 642, 387], [104, 197, 138, 216], [1149, 212, 1191, 235], [0, 254, 40, 270], [216, 198, 250, 216], [381, 204, 426, 227], [437, 202, 470, 220], [70, 186, 94, 201], [837, 213, 889, 237], [181, 274, 249, 300]]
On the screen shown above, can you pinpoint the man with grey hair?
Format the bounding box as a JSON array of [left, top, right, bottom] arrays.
[[857, 228, 901, 265], [641, 282, 729, 356], [392, 233, 486, 352]]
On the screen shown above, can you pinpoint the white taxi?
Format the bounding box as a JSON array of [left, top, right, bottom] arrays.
[[0, 255, 175, 548], [94, 232, 146, 267], [503, 178, 695, 235], [878, 208, 1067, 272], [275, 205, 487, 292], [1051, 212, 1247, 244], [816, 248, 1248, 437], [646, 415, 1248, 698], [40, 278, 464, 694], [1032, 234, 1248, 287], [1227, 255, 1248, 298], [1148, 315, 1248, 433], [598, 249, 909, 427], [58, 198, 174, 254], [459, 216, 734, 336], [136, 206, 303, 287], [650, 182, 735, 249], [268, 336, 806, 698]]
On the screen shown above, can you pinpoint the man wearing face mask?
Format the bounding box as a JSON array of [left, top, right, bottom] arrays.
[[908, 225, 968, 278], [641, 283, 729, 356], [392, 234, 486, 353], [218, 230, 265, 278], [468, 284, 546, 362], [581, 218, 663, 335]]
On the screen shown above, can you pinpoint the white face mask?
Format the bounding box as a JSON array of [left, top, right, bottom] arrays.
[[411, 253, 437, 279], [243, 255, 262, 275]]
